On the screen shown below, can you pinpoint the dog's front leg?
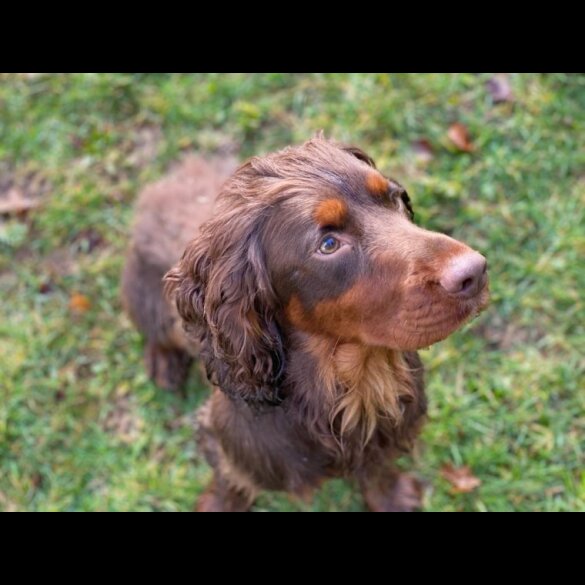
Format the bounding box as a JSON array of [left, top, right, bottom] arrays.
[[195, 400, 258, 512], [358, 461, 423, 512]]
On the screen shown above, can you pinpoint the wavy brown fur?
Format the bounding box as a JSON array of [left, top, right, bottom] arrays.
[[123, 136, 488, 511]]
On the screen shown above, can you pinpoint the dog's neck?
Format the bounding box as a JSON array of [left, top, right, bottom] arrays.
[[287, 332, 417, 445]]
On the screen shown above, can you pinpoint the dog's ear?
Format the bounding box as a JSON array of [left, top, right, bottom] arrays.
[[342, 145, 377, 168], [388, 178, 414, 220], [343, 145, 415, 220], [164, 213, 284, 405]]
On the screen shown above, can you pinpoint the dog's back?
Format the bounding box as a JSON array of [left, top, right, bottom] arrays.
[[121, 155, 237, 389]]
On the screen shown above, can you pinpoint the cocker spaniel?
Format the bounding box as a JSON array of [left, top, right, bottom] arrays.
[[122, 136, 489, 511]]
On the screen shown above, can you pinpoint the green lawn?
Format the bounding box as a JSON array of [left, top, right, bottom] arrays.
[[1, 73, 583, 512]]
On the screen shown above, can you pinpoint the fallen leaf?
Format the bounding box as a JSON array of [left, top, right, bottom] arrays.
[[69, 293, 91, 313], [447, 122, 475, 153], [31, 473, 44, 488], [441, 464, 482, 494], [412, 139, 434, 163], [38, 281, 53, 295], [486, 74, 514, 104], [0, 187, 37, 215]]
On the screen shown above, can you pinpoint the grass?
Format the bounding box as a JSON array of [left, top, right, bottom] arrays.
[[0, 73, 583, 512]]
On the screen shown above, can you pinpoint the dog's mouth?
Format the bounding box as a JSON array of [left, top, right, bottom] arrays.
[[285, 268, 489, 352], [385, 279, 490, 351], [421, 280, 490, 347]]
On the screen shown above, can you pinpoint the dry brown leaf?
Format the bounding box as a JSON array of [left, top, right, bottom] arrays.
[[486, 74, 514, 104], [441, 464, 481, 494], [412, 139, 434, 163], [447, 122, 475, 153], [39, 281, 54, 295], [69, 293, 91, 313], [0, 187, 37, 215]]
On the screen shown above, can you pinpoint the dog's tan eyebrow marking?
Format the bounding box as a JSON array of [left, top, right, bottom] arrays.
[[313, 198, 348, 228], [365, 171, 389, 197]]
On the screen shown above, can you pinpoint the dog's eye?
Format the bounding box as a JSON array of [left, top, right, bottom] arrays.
[[319, 235, 340, 255]]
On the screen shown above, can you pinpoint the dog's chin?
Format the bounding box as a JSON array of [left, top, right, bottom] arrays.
[[371, 285, 490, 351]]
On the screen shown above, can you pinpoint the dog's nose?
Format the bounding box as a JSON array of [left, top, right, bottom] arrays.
[[440, 252, 487, 297]]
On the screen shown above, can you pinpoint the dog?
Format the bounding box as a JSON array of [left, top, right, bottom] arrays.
[[122, 136, 489, 511]]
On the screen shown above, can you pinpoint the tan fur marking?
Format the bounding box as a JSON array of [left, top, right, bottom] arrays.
[[302, 336, 415, 446], [331, 346, 415, 443], [285, 216, 484, 352], [313, 198, 348, 228], [285, 295, 308, 330], [365, 172, 389, 197]]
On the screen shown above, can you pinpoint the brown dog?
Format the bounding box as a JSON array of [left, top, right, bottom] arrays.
[[122, 136, 489, 511]]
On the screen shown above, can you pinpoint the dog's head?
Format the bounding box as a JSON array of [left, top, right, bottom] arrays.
[[165, 137, 489, 403]]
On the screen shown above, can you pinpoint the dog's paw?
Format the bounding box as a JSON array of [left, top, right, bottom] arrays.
[[195, 483, 253, 513], [384, 473, 424, 512], [196, 488, 225, 512], [363, 472, 424, 512]]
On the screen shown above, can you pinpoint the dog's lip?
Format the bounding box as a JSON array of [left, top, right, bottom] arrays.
[[397, 285, 489, 349], [449, 284, 490, 325]]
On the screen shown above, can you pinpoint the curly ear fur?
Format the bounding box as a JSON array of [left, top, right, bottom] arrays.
[[163, 137, 385, 405], [164, 208, 285, 405]]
